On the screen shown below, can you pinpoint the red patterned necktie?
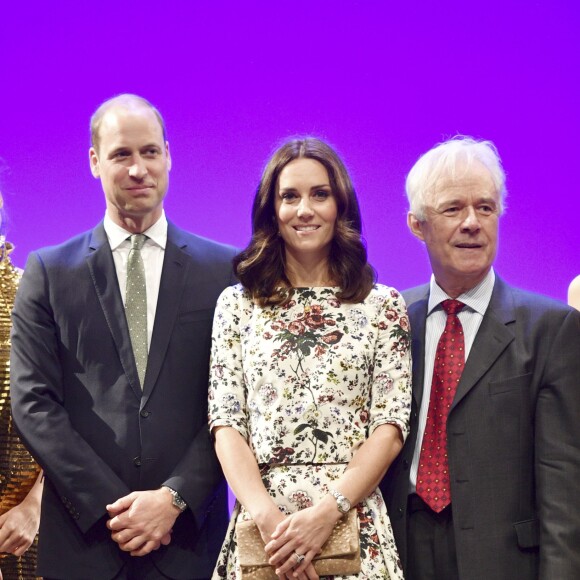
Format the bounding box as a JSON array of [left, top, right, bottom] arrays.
[[416, 299, 465, 512]]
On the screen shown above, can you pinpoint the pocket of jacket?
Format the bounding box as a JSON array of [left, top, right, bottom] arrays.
[[513, 518, 539, 548], [178, 308, 215, 324], [488, 372, 532, 396]]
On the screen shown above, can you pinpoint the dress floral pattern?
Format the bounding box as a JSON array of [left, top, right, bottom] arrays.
[[209, 285, 411, 579]]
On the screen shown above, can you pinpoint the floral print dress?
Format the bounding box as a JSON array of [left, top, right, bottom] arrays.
[[209, 285, 411, 579]]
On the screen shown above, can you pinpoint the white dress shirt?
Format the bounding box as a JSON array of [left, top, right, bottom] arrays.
[[103, 211, 167, 351], [409, 268, 495, 490]]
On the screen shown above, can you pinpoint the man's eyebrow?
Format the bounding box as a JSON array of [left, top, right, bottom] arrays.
[[433, 197, 462, 209], [107, 146, 129, 158]]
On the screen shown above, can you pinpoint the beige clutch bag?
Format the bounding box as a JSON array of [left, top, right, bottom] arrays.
[[236, 508, 361, 579]]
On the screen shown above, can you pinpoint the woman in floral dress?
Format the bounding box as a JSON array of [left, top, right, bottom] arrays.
[[209, 137, 411, 580]]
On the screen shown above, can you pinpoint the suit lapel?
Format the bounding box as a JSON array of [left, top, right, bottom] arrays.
[[86, 224, 142, 398], [141, 224, 190, 402], [407, 291, 429, 410], [451, 277, 516, 409]]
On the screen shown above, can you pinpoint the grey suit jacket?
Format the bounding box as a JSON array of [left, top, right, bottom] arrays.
[[10, 221, 237, 579], [381, 276, 580, 580]]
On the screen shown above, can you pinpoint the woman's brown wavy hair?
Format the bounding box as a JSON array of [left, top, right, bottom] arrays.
[[234, 137, 376, 306]]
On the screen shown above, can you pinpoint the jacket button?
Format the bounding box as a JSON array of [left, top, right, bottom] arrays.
[[133, 456, 142, 467], [403, 459, 410, 470], [140, 409, 150, 418]]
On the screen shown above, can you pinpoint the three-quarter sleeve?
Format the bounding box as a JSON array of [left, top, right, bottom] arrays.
[[368, 287, 412, 441], [208, 284, 250, 441]]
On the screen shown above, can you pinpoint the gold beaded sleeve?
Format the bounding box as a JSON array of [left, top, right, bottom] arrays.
[[0, 246, 41, 579]]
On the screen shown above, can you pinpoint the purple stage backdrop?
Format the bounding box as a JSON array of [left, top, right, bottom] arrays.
[[1, 0, 579, 516], [2, 2, 578, 301]]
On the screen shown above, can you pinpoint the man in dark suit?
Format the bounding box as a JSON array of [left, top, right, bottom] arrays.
[[381, 136, 580, 580], [10, 94, 236, 579]]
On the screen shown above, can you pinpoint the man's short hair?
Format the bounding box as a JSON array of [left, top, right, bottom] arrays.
[[406, 136, 507, 221], [90, 94, 167, 153]]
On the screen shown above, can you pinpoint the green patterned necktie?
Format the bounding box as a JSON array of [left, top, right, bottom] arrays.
[[126, 234, 148, 388]]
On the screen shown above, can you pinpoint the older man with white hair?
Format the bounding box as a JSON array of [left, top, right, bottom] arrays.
[[381, 136, 580, 580]]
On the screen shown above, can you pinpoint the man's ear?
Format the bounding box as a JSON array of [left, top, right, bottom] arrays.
[[165, 141, 172, 172], [408, 212, 425, 242], [89, 147, 100, 178]]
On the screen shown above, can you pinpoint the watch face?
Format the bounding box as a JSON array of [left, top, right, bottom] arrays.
[[172, 493, 187, 510], [331, 489, 350, 513], [166, 487, 187, 511]]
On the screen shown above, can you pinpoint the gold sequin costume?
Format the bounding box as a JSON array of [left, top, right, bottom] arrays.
[[0, 243, 40, 579]]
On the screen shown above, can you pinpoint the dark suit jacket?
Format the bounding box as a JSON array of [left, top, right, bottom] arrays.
[[10, 221, 237, 579], [381, 276, 580, 580]]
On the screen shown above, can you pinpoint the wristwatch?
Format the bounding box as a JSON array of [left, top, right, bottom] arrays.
[[330, 489, 351, 514], [163, 486, 188, 512]]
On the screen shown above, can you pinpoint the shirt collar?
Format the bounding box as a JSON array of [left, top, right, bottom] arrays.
[[428, 268, 495, 316], [103, 211, 168, 250]]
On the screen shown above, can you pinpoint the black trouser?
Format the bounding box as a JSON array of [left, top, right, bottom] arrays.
[[406, 493, 460, 580], [45, 559, 207, 580]]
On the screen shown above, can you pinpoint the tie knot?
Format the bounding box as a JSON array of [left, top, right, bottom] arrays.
[[441, 299, 464, 316], [130, 234, 147, 251]]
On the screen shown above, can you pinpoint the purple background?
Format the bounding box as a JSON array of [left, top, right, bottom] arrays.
[[1, 1, 578, 301], [1, 0, 579, 517]]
